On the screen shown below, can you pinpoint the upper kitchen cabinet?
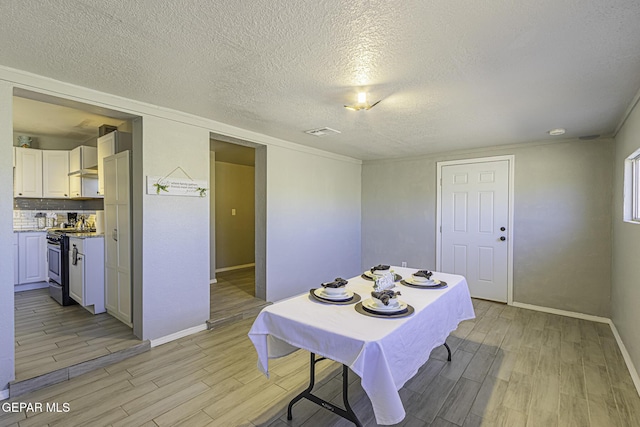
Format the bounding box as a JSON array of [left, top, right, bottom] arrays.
[[97, 131, 131, 196], [14, 147, 43, 198], [69, 145, 100, 199], [42, 150, 70, 199]]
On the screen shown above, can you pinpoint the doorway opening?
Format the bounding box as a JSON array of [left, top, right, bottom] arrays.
[[11, 89, 145, 391], [208, 135, 268, 327]]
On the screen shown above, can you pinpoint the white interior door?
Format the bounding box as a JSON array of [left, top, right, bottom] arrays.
[[439, 159, 511, 302], [104, 151, 132, 326]]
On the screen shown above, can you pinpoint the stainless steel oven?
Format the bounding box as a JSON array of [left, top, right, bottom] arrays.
[[46, 230, 76, 306], [47, 235, 62, 284]]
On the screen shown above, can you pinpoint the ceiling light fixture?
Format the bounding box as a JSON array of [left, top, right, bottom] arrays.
[[344, 91, 380, 111], [548, 128, 566, 136]]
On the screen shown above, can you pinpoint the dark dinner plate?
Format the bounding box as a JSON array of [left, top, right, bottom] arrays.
[[354, 302, 415, 318], [309, 289, 361, 305]]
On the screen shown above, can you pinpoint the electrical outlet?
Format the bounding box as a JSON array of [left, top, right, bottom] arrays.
[[401, 261, 407, 267]]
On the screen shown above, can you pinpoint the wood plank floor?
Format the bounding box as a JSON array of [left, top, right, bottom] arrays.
[[14, 289, 140, 381], [209, 267, 270, 328], [3, 299, 640, 426]]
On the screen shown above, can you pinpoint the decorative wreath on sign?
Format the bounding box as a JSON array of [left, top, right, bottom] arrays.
[[154, 166, 208, 197]]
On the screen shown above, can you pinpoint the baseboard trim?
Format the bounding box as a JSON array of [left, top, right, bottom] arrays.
[[0, 388, 8, 401], [14, 282, 49, 293], [210, 278, 217, 284], [511, 300, 640, 397], [608, 321, 640, 393], [149, 324, 208, 348], [215, 263, 255, 273], [511, 301, 610, 324]]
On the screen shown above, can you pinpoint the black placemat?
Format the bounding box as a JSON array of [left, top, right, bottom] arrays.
[[354, 302, 415, 318], [309, 289, 362, 305], [400, 280, 448, 289], [361, 273, 403, 282]]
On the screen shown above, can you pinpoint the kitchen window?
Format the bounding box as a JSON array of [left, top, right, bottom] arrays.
[[624, 148, 640, 223]]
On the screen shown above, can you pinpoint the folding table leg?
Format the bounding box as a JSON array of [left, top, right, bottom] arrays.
[[444, 342, 452, 361], [287, 352, 363, 427]]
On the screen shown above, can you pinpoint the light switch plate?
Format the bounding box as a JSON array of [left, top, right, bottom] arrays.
[[231, 209, 236, 216]]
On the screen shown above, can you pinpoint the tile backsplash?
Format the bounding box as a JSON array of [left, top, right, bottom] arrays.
[[13, 198, 104, 211], [13, 210, 99, 229], [13, 199, 103, 229]]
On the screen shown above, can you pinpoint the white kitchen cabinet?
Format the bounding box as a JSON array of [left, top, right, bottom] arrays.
[[104, 151, 132, 325], [14, 147, 43, 198], [69, 145, 99, 199], [68, 236, 105, 314], [13, 233, 19, 285], [18, 232, 47, 284], [97, 131, 131, 196], [42, 150, 70, 199]]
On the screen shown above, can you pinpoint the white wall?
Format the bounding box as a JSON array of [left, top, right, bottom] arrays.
[[141, 116, 211, 340], [266, 145, 362, 302], [0, 82, 15, 391], [362, 138, 614, 317], [612, 99, 640, 376]]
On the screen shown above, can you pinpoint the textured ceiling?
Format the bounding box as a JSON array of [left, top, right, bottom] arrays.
[[2, 0, 640, 160], [13, 96, 128, 141]]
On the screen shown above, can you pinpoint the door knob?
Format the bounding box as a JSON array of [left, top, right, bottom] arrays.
[[500, 227, 506, 231], [500, 236, 506, 241]]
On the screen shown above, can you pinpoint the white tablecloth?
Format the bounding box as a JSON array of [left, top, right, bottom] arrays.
[[248, 267, 475, 425]]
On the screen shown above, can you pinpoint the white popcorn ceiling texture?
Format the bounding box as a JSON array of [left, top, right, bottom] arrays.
[[1, 0, 640, 160]]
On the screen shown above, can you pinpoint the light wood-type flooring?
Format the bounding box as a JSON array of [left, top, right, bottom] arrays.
[[209, 267, 270, 328], [14, 289, 140, 381], [3, 299, 640, 426]]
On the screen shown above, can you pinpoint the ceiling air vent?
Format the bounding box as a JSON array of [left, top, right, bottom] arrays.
[[304, 127, 341, 137]]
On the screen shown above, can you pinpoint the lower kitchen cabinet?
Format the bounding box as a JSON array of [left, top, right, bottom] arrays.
[[68, 236, 105, 314], [17, 231, 47, 285], [13, 233, 19, 285]]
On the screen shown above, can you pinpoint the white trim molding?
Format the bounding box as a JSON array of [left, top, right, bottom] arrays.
[[0, 388, 8, 401], [215, 263, 255, 273], [149, 324, 208, 348], [436, 155, 515, 304], [209, 278, 218, 284], [609, 322, 640, 393], [511, 301, 610, 323]]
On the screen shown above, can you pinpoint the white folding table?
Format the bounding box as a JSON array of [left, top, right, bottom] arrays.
[[248, 267, 475, 425]]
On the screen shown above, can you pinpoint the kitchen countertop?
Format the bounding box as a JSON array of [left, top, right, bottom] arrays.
[[66, 232, 104, 239], [13, 229, 104, 238]]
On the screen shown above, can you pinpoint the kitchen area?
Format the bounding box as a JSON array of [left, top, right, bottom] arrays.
[[11, 94, 144, 389]]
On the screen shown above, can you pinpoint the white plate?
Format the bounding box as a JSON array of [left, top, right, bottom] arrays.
[[364, 270, 390, 278], [363, 298, 408, 313], [314, 288, 353, 300], [405, 277, 441, 287]]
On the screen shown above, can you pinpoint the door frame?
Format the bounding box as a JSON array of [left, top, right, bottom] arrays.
[[436, 155, 515, 304]]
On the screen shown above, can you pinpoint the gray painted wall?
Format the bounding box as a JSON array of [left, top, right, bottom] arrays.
[[141, 117, 211, 340], [266, 145, 362, 302], [612, 99, 640, 377], [0, 82, 15, 391], [362, 138, 613, 317], [215, 161, 255, 269]]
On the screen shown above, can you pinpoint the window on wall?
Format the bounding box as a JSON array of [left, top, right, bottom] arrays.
[[624, 149, 640, 223]]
